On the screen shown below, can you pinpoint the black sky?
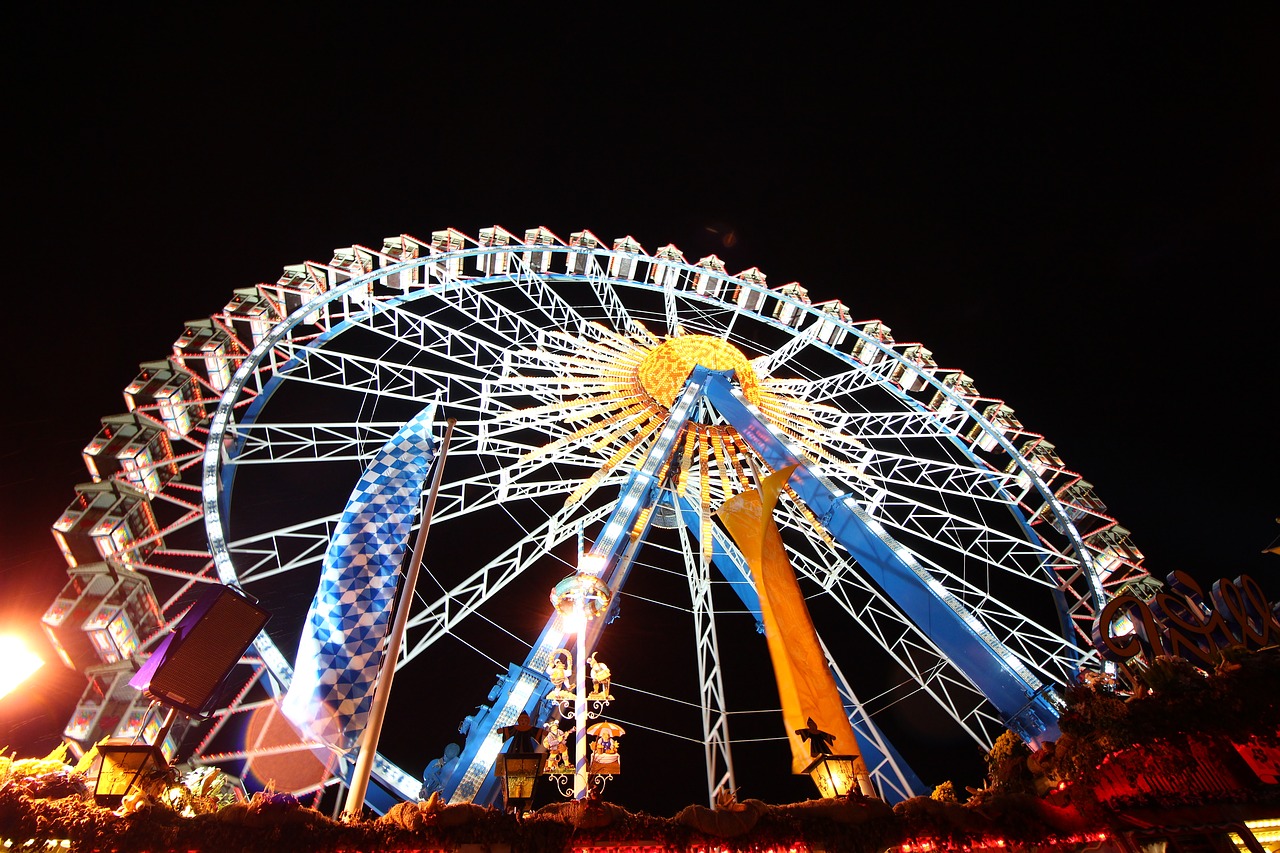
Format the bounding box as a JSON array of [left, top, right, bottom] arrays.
[[2, 6, 1276, 811]]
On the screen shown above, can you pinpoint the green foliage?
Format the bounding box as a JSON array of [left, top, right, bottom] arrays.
[[1134, 655, 1206, 696], [1054, 679, 1133, 778]]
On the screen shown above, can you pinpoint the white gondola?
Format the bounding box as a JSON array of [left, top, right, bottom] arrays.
[[771, 282, 809, 328], [431, 228, 468, 279], [851, 321, 893, 364], [608, 236, 644, 280], [733, 267, 768, 311], [650, 244, 686, 289], [523, 226, 558, 273], [568, 230, 605, 275], [693, 254, 728, 298], [478, 226, 518, 276], [124, 360, 201, 438], [173, 320, 235, 392]]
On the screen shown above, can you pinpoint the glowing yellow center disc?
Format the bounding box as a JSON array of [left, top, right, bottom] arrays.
[[637, 335, 760, 409]]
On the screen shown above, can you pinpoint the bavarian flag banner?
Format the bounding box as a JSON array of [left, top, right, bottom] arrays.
[[282, 404, 439, 750], [717, 464, 862, 775]]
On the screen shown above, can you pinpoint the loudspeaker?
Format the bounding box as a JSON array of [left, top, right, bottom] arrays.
[[130, 585, 270, 716]]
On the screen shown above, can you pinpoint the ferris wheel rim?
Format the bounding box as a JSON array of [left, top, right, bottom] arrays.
[[203, 250, 1102, 595]]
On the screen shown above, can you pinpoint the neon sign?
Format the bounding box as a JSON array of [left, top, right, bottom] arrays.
[[1093, 571, 1280, 669]]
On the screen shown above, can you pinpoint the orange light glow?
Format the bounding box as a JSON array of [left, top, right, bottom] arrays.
[[637, 334, 761, 409], [243, 703, 334, 793], [0, 634, 45, 700]]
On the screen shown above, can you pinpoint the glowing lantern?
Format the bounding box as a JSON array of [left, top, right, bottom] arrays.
[[804, 753, 860, 799], [92, 738, 166, 808]]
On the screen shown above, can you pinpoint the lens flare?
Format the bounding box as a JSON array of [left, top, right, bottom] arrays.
[[0, 634, 45, 700]]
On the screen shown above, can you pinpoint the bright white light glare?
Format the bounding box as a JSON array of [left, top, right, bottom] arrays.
[[0, 635, 45, 700], [578, 553, 607, 576], [563, 605, 588, 634], [1112, 612, 1135, 636]]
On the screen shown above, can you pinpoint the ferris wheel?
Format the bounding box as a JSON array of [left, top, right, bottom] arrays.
[[49, 225, 1159, 812]]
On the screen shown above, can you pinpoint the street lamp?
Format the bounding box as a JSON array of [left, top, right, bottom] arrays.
[[495, 753, 544, 814], [804, 753, 859, 799], [496, 711, 546, 814], [795, 717, 874, 798], [92, 739, 166, 808], [0, 634, 44, 700]]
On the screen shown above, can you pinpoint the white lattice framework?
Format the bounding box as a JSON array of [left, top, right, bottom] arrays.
[[55, 225, 1159, 808]]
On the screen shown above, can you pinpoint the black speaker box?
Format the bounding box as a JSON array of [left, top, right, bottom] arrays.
[[130, 585, 270, 716]]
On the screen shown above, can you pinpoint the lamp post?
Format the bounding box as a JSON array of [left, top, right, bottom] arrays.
[[804, 754, 860, 799], [548, 571, 610, 800], [0, 634, 44, 701], [796, 716, 874, 798], [92, 739, 167, 808], [92, 704, 179, 808], [496, 712, 546, 815], [494, 751, 543, 814]]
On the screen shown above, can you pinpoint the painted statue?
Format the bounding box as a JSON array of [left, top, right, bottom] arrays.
[[588, 652, 612, 701], [542, 720, 569, 772]]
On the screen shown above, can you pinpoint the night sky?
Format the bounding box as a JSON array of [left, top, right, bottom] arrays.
[[2, 6, 1276, 814]]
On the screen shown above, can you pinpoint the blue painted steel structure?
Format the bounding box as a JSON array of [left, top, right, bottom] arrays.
[[696, 370, 1065, 746], [665, 491, 926, 802], [441, 360, 713, 805], [439, 365, 1067, 806]]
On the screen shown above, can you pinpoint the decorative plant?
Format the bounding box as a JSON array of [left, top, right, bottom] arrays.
[[930, 780, 959, 803]]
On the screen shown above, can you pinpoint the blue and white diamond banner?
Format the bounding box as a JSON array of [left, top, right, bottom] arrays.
[[282, 404, 439, 750]]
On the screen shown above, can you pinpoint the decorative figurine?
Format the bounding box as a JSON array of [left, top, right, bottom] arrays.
[[794, 717, 838, 756], [587, 721, 623, 775], [588, 652, 612, 701], [422, 743, 461, 795], [542, 720, 570, 772], [546, 650, 575, 702], [499, 711, 544, 753]]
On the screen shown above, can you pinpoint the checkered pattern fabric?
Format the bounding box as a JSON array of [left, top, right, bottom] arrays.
[[282, 405, 438, 750]]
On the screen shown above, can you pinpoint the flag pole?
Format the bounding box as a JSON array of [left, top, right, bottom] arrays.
[[343, 417, 456, 820]]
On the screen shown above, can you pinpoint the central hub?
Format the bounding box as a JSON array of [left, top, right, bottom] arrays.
[[637, 335, 760, 409]]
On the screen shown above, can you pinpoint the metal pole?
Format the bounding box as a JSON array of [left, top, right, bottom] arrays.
[[574, 622, 587, 799], [342, 418, 456, 820], [154, 706, 179, 747]]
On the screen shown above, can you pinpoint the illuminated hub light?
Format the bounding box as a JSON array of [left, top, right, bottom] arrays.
[[511, 326, 856, 539], [637, 335, 761, 409], [550, 573, 612, 631]]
